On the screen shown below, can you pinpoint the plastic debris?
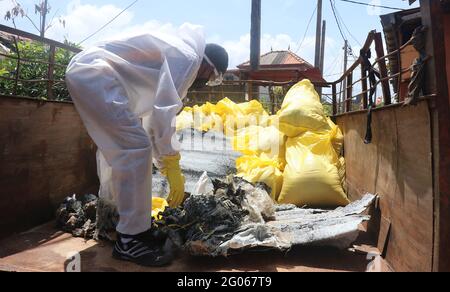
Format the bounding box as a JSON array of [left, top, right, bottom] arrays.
[[153, 174, 375, 257]]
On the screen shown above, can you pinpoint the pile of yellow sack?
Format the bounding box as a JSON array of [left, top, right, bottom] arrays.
[[176, 79, 349, 208], [276, 80, 349, 208], [176, 98, 271, 135]]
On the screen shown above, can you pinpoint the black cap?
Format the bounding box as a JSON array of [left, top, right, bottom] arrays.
[[204, 43, 229, 74]]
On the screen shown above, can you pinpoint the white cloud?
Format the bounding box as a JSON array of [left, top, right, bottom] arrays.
[[43, 1, 343, 79], [220, 33, 302, 69], [218, 33, 339, 72], [46, 0, 134, 44], [46, 1, 193, 48], [0, 0, 15, 16]]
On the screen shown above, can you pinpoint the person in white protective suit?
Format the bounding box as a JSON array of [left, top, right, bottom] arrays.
[[65, 24, 228, 267]]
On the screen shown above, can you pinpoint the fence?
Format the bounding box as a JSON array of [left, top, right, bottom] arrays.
[[327, 29, 433, 116], [0, 24, 81, 101], [3, 25, 426, 117]]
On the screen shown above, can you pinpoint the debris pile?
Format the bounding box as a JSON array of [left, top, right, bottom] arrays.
[[154, 176, 276, 256], [154, 175, 376, 257], [56, 194, 99, 239], [56, 176, 376, 257]]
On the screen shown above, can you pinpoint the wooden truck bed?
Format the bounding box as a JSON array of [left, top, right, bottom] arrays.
[[0, 223, 390, 272]]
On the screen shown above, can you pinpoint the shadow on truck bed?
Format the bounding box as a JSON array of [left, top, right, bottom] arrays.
[[0, 222, 389, 272]]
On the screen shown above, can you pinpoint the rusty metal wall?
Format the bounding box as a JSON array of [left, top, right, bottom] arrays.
[[0, 96, 98, 240], [336, 100, 434, 272]]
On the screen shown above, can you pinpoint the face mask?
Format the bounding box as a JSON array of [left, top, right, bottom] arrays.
[[190, 79, 209, 90], [204, 55, 224, 87]]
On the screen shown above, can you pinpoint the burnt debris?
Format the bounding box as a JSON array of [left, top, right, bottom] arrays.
[[153, 176, 275, 256], [56, 194, 98, 239]]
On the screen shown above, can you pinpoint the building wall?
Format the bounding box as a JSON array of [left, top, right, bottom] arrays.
[[0, 97, 98, 239]]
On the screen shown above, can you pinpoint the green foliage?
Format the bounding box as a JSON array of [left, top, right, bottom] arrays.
[[322, 103, 333, 117], [0, 41, 76, 101]]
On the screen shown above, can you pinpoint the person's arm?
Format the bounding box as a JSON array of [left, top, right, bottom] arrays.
[[142, 59, 185, 208], [147, 60, 183, 162]]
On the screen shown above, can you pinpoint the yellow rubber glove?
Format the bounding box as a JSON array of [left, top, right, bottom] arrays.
[[161, 154, 186, 208]]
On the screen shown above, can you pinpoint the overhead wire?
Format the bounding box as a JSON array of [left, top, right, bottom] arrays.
[[337, 0, 405, 11], [324, 53, 342, 76], [78, 0, 139, 45], [329, 0, 348, 43], [294, 5, 317, 53], [332, 1, 362, 47]]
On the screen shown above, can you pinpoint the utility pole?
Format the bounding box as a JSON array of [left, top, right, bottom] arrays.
[[40, 0, 48, 38], [318, 20, 326, 97], [314, 0, 323, 69], [341, 40, 349, 112], [319, 20, 326, 73], [249, 0, 261, 101], [250, 0, 261, 71]]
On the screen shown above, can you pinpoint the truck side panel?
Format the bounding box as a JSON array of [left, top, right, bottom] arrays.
[[0, 96, 98, 240], [337, 100, 434, 272]]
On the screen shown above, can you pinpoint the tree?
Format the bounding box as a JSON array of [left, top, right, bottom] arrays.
[[4, 0, 65, 37], [0, 40, 77, 101]]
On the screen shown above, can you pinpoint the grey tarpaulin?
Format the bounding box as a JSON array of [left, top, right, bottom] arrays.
[[84, 174, 376, 255], [183, 174, 376, 256], [220, 194, 376, 255], [152, 129, 241, 197]]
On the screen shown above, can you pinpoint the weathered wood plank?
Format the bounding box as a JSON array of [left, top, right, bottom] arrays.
[[421, 0, 450, 272], [337, 100, 434, 272], [0, 97, 98, 240]]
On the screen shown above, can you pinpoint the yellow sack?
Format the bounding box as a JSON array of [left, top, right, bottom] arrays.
[[176, 110, 194, 131], [192, 105, 220, 132], [152, 197, 169, 220], [277, 80, 330, 137], [258, 114, 273, 127], [238, 100, 271, 129], [327, 118, 344, 155], [210, 113, 224, 132], [223, 114, 271, 137], [222, 114, 255, 137], [232, 126, 286, 161], [278, 136, 350, 208], [292, 129, 341, 167], [338, 156, 347, 190], [201, 102, 216, 115], [236, 155, 284, 201], [237, 100, 267, 116], [222, 115, 241, 136], [199, 114, 223, 132], [192, 106, 207, 131], [215, 97, 244, 118]]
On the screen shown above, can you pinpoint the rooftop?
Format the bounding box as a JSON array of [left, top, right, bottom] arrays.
[[238, 50, 314, 69]]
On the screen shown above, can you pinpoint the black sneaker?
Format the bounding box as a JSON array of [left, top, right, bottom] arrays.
[[112, 232, 173, 267]]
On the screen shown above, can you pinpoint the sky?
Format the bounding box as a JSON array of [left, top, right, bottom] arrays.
[[0, 0, 419, 80]]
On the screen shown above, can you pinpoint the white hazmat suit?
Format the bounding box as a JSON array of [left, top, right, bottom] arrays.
[[66, 25, 205, 236]]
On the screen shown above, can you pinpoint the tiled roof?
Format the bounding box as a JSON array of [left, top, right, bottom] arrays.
[[238, 50, 313, 68]]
